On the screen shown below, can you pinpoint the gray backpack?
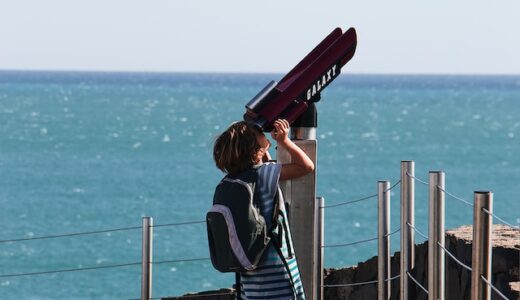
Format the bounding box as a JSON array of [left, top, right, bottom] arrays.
[[206, 168, 282, 273]]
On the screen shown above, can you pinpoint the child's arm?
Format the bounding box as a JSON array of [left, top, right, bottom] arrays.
[[271, 119, 315, 181]]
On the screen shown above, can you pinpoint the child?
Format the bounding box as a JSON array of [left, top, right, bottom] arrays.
[[213, 119, 314, 300]]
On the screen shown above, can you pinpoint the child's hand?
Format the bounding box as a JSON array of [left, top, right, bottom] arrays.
[[270, 119, 290, 144]]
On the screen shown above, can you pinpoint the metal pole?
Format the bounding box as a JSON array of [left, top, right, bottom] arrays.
[[471, 191, 493, 300], [316, 197, 325, 300], [378, 181, 391, 300], [279, 127, 317, 300], [428, 171, 445, 300], [400, 161, 415, 300], [141, 217, 153, 300]]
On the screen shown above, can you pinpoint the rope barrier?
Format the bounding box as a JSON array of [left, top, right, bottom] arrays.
[[0, 257, 210, 279], [152, 220, 206, 228], [323, 227, 400, 248], [321, 193, 377, 209], [323, 279, 378, 288], [386, 274, 401, 282], [437, 242, 472, 272], [482, 208, 520, 230], [0, 220, 207, 244], [321, 180, 400, 209], [481, 275, 512, 300], [0, 225, 141, 244], [406, 172, 429, 186], [153, 257, 210, 265], [406, 271, 429, 295], [0, 262, 141, 278], [406, 222, 428, 240], [385, 227, 401, 237], [437, 185, 474, 207], [322, 274, 400, 288], [323, 236, 378, 248]]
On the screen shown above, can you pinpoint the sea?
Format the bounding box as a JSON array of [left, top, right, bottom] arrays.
[[0, 71, 519, 299]]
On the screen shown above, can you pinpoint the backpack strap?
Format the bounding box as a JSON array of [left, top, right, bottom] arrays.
[[269, 187, 298, 298], [270, 216, 298, 298], [235, 272, 242, 300]]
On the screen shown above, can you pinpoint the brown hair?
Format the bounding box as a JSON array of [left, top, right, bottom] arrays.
[[213, 121, 262, 175]]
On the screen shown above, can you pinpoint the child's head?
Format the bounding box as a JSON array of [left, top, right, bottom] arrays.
[[213, 121, 268, 175]]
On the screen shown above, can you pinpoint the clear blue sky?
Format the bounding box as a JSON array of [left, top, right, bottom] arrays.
[[1, 0, 519, 74]]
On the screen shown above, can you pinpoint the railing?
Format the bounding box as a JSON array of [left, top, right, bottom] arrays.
[[1, 160, 518, 300], [0, 219, 209, 299], [319, 160, 518, 300]]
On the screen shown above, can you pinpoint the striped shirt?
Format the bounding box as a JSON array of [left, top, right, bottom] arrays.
[[240, 162, 306, 300]]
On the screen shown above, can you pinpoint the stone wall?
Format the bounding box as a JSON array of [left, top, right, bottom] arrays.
[[165, 225, 519, 300]]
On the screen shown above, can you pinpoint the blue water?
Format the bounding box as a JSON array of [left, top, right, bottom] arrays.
[[1, 71, 519, 299]]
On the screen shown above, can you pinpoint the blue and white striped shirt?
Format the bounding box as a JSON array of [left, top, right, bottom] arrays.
[[240, 162, 306, 300]]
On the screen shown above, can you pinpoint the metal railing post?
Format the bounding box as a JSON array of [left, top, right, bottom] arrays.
[[378, 181, 391, 300], [400, 161, 415, 300], [471, 191, 493, 300], [141, 217, 153, 300], [428, 171, 445, 300], [316, 197, 325, 300]]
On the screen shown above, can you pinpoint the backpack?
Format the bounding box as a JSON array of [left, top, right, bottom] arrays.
[[206, 167, 280, 273]]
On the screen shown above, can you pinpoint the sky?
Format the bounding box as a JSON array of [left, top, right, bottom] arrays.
[[1, 0, 519, 75]]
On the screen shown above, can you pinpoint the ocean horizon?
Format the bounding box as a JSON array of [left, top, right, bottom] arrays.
[[1, 70, 519, 299]]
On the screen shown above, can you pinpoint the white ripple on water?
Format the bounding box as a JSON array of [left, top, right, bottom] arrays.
[[72, 188, 85, 193], [361, 132, 377, 139], [162, 134, 171, 142]]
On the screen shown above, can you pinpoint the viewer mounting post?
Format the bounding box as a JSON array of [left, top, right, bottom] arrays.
[[278, 103, 318, 300]]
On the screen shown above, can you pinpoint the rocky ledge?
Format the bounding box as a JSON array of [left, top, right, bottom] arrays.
[[324, 224, 519, 300]]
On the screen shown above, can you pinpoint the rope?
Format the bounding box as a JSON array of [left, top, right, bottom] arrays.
[[437, 185, 474, 207], [406, 271, 429, 295], [385, 227, 401, 237], [152, 220, 206, 228], [0, 225, 141, 244], [323, 279, 378, 288], [153, 257, 210, 265], [481, 275, 511, 300], [323, 236, 377, 248], [406, 222, 429, 240], [0, 262, 141, 278], [437, 242, 472, 272], [0, 257, 210, 278], [406, 172, 429, 186], [323, 274, 400, 288], [386, 274, 401, 282], [324, 227, 400, 249], [321, 193, 377, 208], [482, 208, 519, 230], [0, 220, 207, 244], [321, 180, 400, 209]]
